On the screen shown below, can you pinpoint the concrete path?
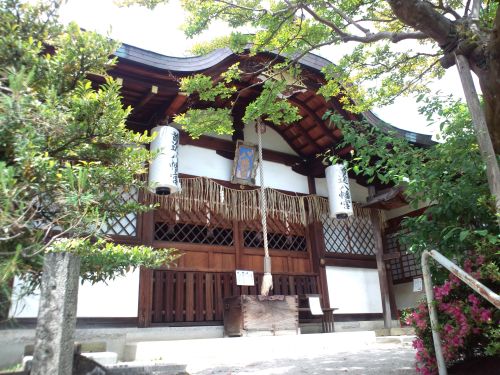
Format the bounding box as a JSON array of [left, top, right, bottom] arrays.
[[113, 332, 417, 374], [192, 344, 416, 374]]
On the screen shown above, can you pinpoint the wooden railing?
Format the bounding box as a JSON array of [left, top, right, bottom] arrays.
[[149, 270, 319, 324], [421, 250, 500, 375]]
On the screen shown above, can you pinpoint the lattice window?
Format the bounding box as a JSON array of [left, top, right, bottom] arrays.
[[102, 187, 138, 237], [154, 207, 234, 246], [386, 230, 421, 283], [322, 216, 376, 256], [242, 217, 307, 252]]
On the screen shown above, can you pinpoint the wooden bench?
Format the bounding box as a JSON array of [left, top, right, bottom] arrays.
[[298, 294, 338, 333]]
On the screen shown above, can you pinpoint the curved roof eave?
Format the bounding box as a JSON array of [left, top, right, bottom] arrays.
[[115, 43, 434, 147]]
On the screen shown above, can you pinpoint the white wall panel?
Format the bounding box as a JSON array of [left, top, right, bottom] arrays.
[[326, 266, 383, 313], [76, 269, 140, 317], [9, 270, 140, 318], [8, 278, 40, 318]]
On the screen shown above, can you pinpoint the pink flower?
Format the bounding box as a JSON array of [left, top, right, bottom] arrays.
[[480, 309, 491, 322], [463, 259, 473, 273], [443, 323, 454, 335], [475, 255, 485, 266], [468, 293, 480, 305]]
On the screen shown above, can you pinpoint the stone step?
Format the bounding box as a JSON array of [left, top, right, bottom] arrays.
[[333, 319, 401, 332], [375, 327, 415, 336], [376, 335, 416, 347], [124, 331, 377, 362], [81, 352, 118, 366]]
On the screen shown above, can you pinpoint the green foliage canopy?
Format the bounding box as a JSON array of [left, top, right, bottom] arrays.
[[325, 98, 499, 282], [122, 0, 500, 153], [0, 0, 178, 298]]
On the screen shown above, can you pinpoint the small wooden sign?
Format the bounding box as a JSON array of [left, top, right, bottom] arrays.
[[235, 270, 255, 286], [413, 277, 423, 292]]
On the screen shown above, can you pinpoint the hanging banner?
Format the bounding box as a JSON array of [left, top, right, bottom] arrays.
[[148, 125, 181, 195], [325, 164, 354, 219]]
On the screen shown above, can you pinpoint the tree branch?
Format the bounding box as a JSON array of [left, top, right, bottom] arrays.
[[325, 1, 372, 35], [300, 3, 428, 43], [213, 0, 267, 13]]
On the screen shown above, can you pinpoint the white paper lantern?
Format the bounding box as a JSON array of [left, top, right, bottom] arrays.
[[148, 125, 181, 195], [325, 164, 353, 219]]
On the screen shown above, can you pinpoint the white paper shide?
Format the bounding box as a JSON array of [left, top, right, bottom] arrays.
[[148, 125, 181, 195], [325, 164, 353, 219]]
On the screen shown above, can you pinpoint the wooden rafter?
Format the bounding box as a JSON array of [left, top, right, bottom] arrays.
[[288, 96, 339, 145], [134, 85, 158, 112]]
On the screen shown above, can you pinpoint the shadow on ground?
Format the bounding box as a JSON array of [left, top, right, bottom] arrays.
[[189, 347, 416, 374]]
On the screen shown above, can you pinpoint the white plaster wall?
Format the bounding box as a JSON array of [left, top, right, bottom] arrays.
[[179, 144, 310, 194], [171, 121, 298, 156], [9, 270, 140, 318], [76, 269, 140, 317], [243, 125, 298, 155], [315, 177, 369, 203], [8, 278, 40, 318], [326, 266, 383, 314], [393, 281, 425, 310], [178, 145, 233, 181]]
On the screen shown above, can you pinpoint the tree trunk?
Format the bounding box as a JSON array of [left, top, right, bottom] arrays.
[[479, 4, 500, 155], [388, 0, 500, 153]]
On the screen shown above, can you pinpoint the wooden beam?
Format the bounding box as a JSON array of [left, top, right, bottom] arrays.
[[307, 175, 316, 194], [322, 257, 377, 269], [163, 94, 188, 120], [292, 157, 326, 177], [88, 72, 178, 95], [134, 85, 158, 112]]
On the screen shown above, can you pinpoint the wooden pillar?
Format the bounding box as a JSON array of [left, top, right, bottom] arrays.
[[138, 267, 153, 327], [231, 109, 245, 142], [386, 265, 399, 320], [309, 222, 330, 308], [382, 227, 399, 321], [233, 220, 243, 269], [306, 175, 330, 307], [137, 204, 155, 327], [370, 209, 392, 329], [141, 210, 154, 246]]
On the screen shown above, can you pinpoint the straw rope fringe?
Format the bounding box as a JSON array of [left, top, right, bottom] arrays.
[[143, 176, 380, 226]]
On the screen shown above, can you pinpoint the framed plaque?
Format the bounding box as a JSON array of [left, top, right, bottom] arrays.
[[231, 140, 259, 186]]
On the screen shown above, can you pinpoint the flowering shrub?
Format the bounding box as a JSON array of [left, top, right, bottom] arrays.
[[399, 307, 415, 327], [407, 256, 499, 374]]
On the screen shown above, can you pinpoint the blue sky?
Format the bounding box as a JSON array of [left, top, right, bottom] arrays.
[[59, 0, 474, 136]]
